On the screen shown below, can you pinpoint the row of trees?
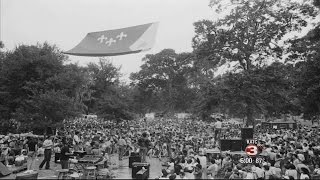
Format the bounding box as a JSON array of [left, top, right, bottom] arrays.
[[0, 43, 135, 133], [131, 0, 320, 125], [0, 0, 319, 133]]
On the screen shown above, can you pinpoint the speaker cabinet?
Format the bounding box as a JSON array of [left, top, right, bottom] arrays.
[[230, 139, 243, 151], [220, 139, 243, 151], [132, 162, 150, 179], [241, 128, 253, 140], [46, 127, 53, 135], [129, 156, 141, 168], [220, 139, 231, 151], [131, 152, 139, 157]]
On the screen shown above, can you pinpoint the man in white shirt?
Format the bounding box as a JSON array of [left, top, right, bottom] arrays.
[[213, 119, 222, 140], [39, 136, 53, 170], [197, 152, 207, 179], [207, 159, 219, 178], [73, 131, 81, 151], [73, 132, 80, 144]]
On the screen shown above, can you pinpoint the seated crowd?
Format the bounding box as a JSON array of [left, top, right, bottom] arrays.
[[0, 116, 320, 179]]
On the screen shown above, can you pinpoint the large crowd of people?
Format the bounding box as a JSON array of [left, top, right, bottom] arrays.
[[1, 116, 320, 179]]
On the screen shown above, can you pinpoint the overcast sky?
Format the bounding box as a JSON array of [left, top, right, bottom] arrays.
[[1, 0, 215, 81]]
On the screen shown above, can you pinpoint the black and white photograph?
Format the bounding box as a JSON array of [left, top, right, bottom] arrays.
[[0, 0, 320, 179]]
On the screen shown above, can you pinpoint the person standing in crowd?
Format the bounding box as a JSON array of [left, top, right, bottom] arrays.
[[252, 164, 266, 180], [164, 132, 173, 158], [196, 151, 207, 179], [92, 142, 102, 155], [194, 163, 203, 179], [138, 132, 151, 163], [105, 137, 112, 155], [224, 168, 233, 179], [263, 165, 273, 179], [26, 137, 38, 170], [92, 131, 100, 142], [39, 136, 53, 170], [73, 131, 80, 151], [244, 167, 255, 179], [213, 119, 222, 140], [285, 164, 298, 180], [0, 146, 8, 166], [60, 139, 71, 169], [207, 159, 218, 179], [31, 115, 320, 179], [184, 159, 194, 179], [118, 135, 127, 160]]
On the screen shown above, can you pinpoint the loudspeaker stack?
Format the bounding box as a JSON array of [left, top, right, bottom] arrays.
[[241, 128, 254, 150]]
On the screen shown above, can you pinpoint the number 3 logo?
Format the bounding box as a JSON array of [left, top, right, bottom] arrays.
[[245, 144, 258, 156]]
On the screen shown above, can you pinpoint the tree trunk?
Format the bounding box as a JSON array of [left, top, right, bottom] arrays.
[[167, 79, 174, 111], [246, 99, 254, 127]]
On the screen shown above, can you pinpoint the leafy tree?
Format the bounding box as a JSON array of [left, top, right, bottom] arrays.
[[45, 63, 91, 113], [85, 58, 133, 120], [0, 42, 8, 119], [256, 62, 299, 119], [1, 43, 66, 114], [96, 85, 134, 120], [194, 62, 299, 124], [287, 0, 320, 120], [0, 43, 84, 132], [193, 0, 318, 125], [130, 49, 196, 113], [0, 42, 13, 133], [13, 90, 82, 132]]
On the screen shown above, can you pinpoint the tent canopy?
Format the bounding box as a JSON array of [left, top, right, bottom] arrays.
[[64, 22, 159, 57]]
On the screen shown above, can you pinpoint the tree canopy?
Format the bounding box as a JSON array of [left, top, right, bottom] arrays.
[[190, 0, 319, 125], [0, 43, 134, 134], [1, 0, 320, 133]]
